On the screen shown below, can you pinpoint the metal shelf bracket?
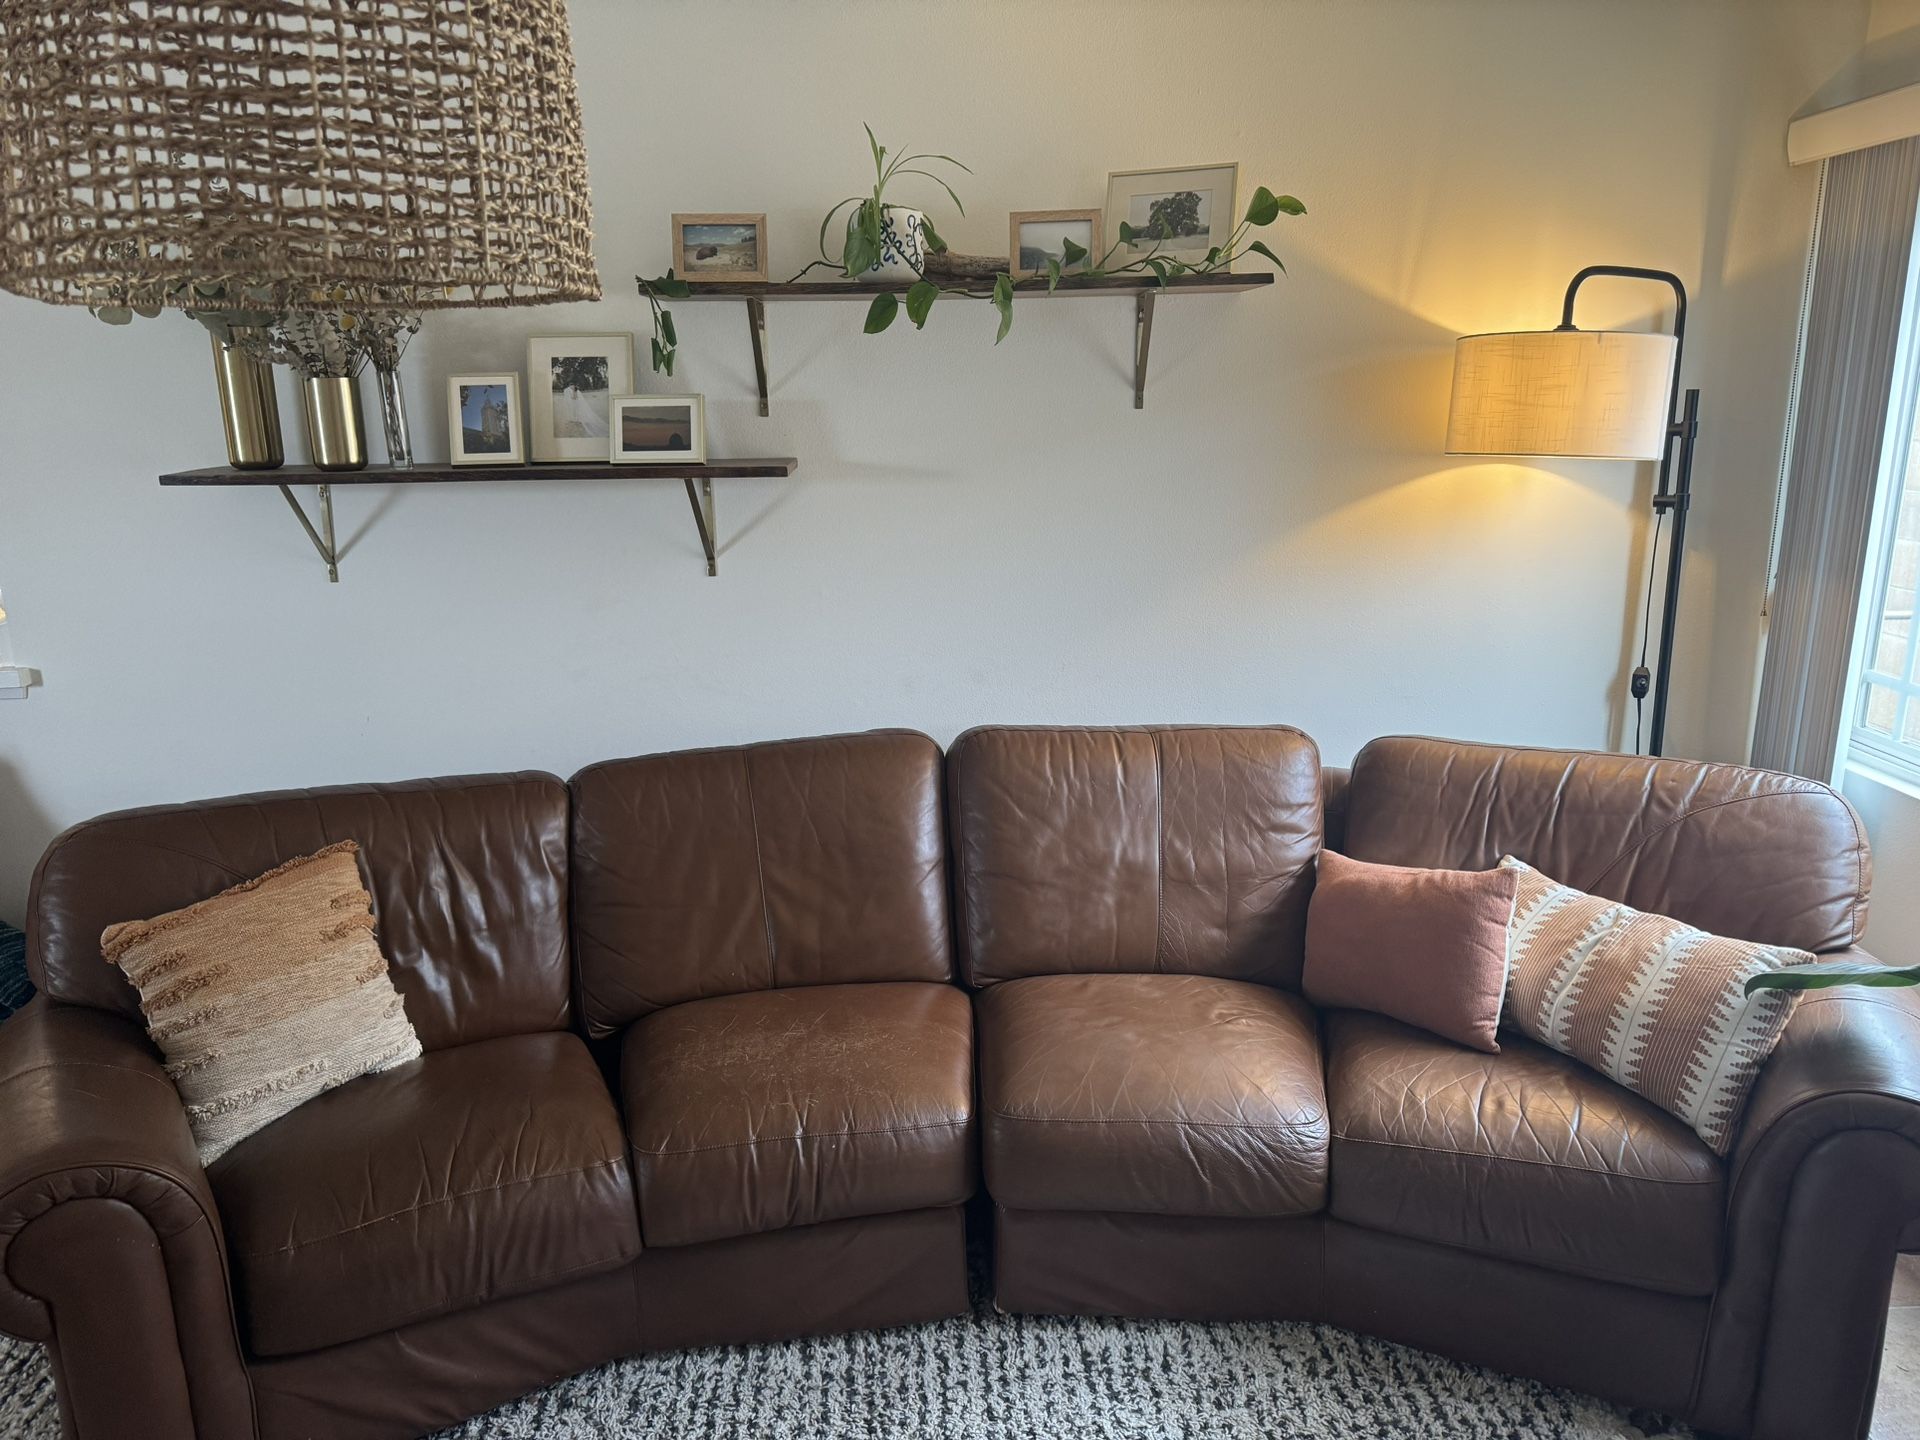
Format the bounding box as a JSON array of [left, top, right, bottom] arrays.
[[746, 298, 770, 417], [278, 483, 339, 582], [1134, 292, 1157, 410], [684, 475, 718, 576]]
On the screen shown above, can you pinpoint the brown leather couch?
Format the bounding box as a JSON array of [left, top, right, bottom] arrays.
[[0, 727, 1910, 1440]]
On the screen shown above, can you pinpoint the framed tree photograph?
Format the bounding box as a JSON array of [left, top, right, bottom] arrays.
[[527, 333, 634, 463], [1104, 164, 1239, 268]]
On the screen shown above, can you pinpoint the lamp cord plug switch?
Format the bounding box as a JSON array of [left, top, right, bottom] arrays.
[[1630, 666, 1651, 700]]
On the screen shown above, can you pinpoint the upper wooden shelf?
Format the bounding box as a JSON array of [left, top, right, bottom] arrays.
[[160, 459, 798, 581], [656, 270, 1274, 412], [159, 459, 797, 485], [675, 271, 1274, 301]]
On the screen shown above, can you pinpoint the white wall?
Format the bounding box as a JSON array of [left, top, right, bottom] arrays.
[[0, 0, 1866, 925]]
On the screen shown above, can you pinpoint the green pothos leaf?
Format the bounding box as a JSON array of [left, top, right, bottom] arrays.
[[991, 272, 1014, 344], [905, 281, 939, 329], [864, 291, 899, 333]]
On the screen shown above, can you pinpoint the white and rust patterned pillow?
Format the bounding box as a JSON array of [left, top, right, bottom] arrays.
[[101, 840, 421, 1164], [1500, 856, 1813, 1154]]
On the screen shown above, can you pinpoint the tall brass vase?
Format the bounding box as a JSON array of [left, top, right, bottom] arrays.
[[210, 333, 283, 470], [301, 375, 369, 472]]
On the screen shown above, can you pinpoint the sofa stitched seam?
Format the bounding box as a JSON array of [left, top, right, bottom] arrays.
[[1581, 790, 1869, 943], [0, 1060, 182, 1098], [257, 1248, 636, 1354], [232, 1157, 629, 1257], [741, 748, 779, 992], [990, 1110, 1327, 1133], [1334, 1212, 1714, 1297], [1330, 1131, 1722, 1184], [632, 1116, 970, 1158], [1151, 728, 1166, 974]]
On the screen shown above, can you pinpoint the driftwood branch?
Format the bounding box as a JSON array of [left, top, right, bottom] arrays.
[[923, 250, 1006, 280]]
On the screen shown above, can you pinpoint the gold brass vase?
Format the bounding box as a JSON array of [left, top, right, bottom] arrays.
[[301, 374, 368, 472], [210, 333, 283, 470]]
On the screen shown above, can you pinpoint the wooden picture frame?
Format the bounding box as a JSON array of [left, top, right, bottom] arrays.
[[671, 213, 769, 284], [1009, 208, 1103, 280], [526, 333, 633, 463], [447, 373, 523, 466], [609, 394, 707, 465], [1104, 163, 1239, 269]]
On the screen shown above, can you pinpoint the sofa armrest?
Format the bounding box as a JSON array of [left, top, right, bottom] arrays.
[[1732, 962, 1920, 1183], [0, 998, 254, 1439], [1696, 956, 1920, 1439]]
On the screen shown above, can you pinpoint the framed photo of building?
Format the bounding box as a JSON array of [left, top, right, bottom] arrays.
[[609, 394, 706, 465], [1009, 209, 1102, 280], [1104, 163, 1238, 268], [527, 333, 633, 463], [447, 374, 523, 466], [671, 213, 769, 283]]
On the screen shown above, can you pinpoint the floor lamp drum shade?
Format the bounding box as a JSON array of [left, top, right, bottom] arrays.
[[1446, 329, 1678, 460], [0, 0, 600, 312]]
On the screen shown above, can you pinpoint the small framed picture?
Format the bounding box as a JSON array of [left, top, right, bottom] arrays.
[[447, 374, 523, 466], [1105, 163, 1238, 268], [610, 394, 706, 465], [671, 213, 768, 283], [1009, 209, 1102, 279], [527, 334, 633, 463]]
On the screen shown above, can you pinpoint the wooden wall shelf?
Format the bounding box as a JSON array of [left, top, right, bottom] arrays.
[[159, 459, 798, 581], [663, 270, 1274, 413]]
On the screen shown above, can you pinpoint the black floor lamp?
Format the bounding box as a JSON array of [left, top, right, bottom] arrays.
[[1445, 266, 1700, 757]]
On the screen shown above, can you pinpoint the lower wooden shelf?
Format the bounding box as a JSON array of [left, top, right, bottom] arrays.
[[159, 459, 799, 581]]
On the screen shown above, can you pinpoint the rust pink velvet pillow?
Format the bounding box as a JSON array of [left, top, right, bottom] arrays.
[[1302, 849, 1519, 1052]]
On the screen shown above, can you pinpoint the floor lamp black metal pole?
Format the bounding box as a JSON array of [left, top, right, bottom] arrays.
[[1557, 265, 1701, 758]]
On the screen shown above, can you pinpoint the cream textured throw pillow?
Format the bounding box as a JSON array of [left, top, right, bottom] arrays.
[[1501, 856, 1812, 1154], [102, 840, 422, 1165]]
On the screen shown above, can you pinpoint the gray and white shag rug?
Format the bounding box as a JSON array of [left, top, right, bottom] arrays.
[[0, 1302, 1691, 1440]]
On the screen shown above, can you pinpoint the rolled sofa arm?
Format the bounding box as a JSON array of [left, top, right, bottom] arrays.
[[0, 998, 254, 1439], [1696, 959, 1920, 1440]]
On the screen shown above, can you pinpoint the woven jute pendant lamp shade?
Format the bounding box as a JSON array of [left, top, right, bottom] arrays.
[[0, 0, 601, 312]]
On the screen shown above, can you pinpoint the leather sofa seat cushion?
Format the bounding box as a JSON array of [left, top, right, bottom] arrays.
[[623, 982, 975, 1247], [209, 1031, 640, 1356], [979, 973, 1329, 1217], [1325, 1010, 1724, 1295]]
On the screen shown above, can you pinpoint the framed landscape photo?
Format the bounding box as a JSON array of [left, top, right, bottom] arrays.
[[1009, 209, 1102, 280], [671, 213, 768, 283], [609, 394, 706, 465], [1105, 163, 1239, 268], [447, 374, 523, 466], [527, 334, 633, 463]]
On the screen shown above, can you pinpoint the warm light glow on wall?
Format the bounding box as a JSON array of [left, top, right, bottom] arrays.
[[1445, 329, 1677, 460]]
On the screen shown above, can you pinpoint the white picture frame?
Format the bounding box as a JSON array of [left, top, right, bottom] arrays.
[[609, 394, 706, 465], [447, 374, 524, 466], [1104, 163, 1239, 269], [527, 333, 634, 463]]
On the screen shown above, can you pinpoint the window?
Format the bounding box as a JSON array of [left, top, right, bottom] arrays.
[[1854, 419, 1920, 781]]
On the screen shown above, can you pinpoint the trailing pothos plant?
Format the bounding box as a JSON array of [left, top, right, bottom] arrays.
[[636, 124, 1305, 371], [864, 181, 1306, 343]]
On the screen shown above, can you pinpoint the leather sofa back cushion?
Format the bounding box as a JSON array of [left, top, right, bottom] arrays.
[[30, 773, 572, 1049], [1302, 849, 1517, 1053], [1343, 737, 1870, 953], [950, 726, 1322, 987], [571, 731, 952, 1034]]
